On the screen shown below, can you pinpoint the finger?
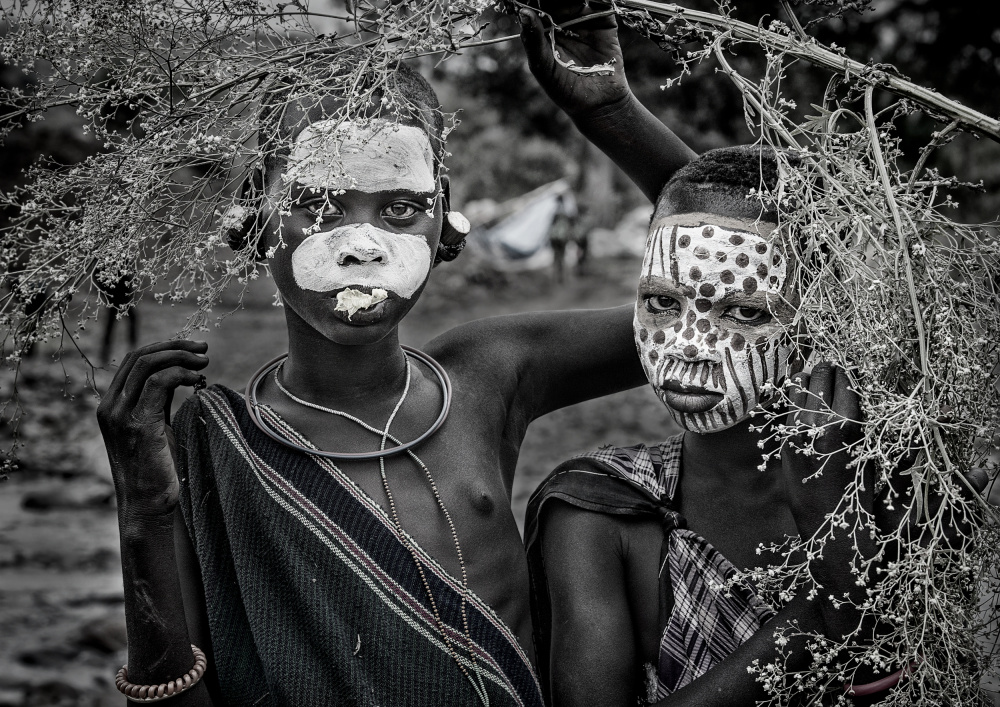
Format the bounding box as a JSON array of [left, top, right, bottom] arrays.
[[118, 349, 209, 412], [519, 8, 550, 72], [988, 475, 1000, 507], [805, 361, 835, 415], [916, 470, 987, 551], [105, 340, 207, 399], [135, 367, 207, 422], [787, 372, 810, 412], [831, 367, 861, 425], [530, 0, 589, 24], [964, 468, 989, 496]]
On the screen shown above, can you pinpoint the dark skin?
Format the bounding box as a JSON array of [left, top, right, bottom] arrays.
[[97, 22, 693, 705], [518, 0, 697, 202], [540, 361, 991, 706], [524, 3, 991, 703]]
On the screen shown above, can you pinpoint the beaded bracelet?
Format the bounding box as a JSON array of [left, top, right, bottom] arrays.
[[116, 644, 207, 702], [844, 659, 918, 697]]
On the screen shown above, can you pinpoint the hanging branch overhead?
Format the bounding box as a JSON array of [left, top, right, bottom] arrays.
[[612, 0, 1000, 142]]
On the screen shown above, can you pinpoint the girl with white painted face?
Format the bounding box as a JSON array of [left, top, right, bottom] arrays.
[[96, 39, 699, 706], [525, 145, 989, 706]]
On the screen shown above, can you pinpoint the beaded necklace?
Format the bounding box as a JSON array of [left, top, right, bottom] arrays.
[[246, 348, 488, 705]]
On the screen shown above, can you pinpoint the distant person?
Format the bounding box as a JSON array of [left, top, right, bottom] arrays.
[[548, 192, 576, 283], [572, 206, 590, 276]]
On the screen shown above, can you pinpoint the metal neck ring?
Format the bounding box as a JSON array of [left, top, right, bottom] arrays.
[[243, 345, 452, 460]]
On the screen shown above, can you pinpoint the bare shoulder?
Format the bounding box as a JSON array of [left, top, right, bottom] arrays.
[[540, 500, 655, 579], [424, 305, 640, 418], [423, 313, 526, 370]]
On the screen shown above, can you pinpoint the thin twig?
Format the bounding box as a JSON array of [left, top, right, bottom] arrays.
[[614, 0, 1000, 142]]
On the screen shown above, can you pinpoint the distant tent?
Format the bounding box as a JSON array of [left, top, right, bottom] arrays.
[[466, 180, 573, 272]]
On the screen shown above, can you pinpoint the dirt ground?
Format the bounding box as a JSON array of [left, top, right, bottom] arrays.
[[0, 254, 685, 705]]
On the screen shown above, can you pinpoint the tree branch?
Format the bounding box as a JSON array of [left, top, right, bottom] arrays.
[[614, 0, 1000, 143]]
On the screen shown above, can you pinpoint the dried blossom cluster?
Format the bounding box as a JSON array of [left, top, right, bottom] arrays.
[[0, 0, 494, 471]]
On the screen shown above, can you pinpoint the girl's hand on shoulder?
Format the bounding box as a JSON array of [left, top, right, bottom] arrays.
[[780, 363, 993, 638], [97, 340, 208, 523], [519, 0, 630, 119]]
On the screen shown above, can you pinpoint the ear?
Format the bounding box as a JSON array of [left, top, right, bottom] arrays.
[[225, 167, 268, 262], [439, 174, 452, 214], [434, 176, 470, 266]]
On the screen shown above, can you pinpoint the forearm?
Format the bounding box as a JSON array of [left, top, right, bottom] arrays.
[[655, 593, 821, 706], [569, 93, 696, 203], [119, 514, 212, 705], [525, 304, 647, 417]]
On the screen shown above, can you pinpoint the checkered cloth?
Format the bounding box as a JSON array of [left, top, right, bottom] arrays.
[[526, 435, 775, 703]]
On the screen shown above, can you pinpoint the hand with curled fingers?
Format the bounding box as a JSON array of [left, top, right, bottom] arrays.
[[96, 340, 209, 521], [781, 362, 992, 642], [518, 0, 630, 119]]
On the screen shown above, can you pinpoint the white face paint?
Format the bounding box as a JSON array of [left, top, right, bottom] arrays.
[[285, 118, 435, 194], [291, 223, 431, 298], [633, 213, 797, 433]]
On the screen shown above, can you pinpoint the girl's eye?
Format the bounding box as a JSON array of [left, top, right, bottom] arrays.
[[304, 200, 343, 220], [724, 305, 771, 324], [384, 202, 418, 220], [645, 295, 680, 314]]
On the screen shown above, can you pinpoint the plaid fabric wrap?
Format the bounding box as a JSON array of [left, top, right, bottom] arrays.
[[174, 385, 543, 707], [577, 437, 776, 699]]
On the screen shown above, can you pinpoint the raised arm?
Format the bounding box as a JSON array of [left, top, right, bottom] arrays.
[[97, 341, 215, 706], [427, 304, 646, 422], [519, 0, 696, 202]]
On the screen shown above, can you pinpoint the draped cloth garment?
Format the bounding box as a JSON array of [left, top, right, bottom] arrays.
[[174, 385, 544, 707], [524, 435, 775, 704]]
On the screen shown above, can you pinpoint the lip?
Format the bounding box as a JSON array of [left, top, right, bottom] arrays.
[[659, 381, 724, 413], [327, 286, 391, 326]]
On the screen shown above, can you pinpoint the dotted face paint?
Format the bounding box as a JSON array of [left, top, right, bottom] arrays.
[[633, 213, 796, 433], [284, 118, 436, 195], [291, 222, 432, 299]]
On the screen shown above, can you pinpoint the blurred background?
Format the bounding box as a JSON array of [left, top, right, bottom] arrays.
[[2, 0, 999, 703]]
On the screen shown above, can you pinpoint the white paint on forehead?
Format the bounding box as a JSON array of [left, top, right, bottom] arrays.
[[285, 119, 435, 194], [291, 222, 431, 298], [643, 223, 787, 298]]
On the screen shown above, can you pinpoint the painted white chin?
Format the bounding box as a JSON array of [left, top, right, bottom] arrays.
[[291, 223, 431, 298]]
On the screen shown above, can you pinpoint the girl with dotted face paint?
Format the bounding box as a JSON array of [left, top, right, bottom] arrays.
[[634, 212, 797, 433]]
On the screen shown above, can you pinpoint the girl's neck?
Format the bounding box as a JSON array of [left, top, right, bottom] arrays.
[[281, 314, 408, 408], [682, 414, 780, 486]]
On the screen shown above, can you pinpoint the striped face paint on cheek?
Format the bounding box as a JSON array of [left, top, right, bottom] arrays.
[[633, 216, 796, 433]]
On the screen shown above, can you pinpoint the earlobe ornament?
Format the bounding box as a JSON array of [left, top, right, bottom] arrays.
[[435, 210, 471, 266], [224, 168, 267, 262]]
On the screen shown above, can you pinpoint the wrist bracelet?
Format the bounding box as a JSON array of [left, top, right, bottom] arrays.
[[116, 644, 207, 702], [844, 659, 918, 697]]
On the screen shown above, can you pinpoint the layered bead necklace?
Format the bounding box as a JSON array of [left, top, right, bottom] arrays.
[[245, 348, 488, 705]]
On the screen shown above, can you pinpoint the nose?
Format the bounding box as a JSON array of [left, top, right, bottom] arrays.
[[335, 243, 388, 266], [663, 335, 723, 364]]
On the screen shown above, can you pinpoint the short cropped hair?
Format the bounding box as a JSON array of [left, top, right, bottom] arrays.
[[654, 145, 794, 224], [259, 48, 445, 183]]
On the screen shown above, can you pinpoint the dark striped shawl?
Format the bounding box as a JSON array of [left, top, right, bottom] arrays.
[[524, 435, 775, 704], [175, 385, 543, 706]]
